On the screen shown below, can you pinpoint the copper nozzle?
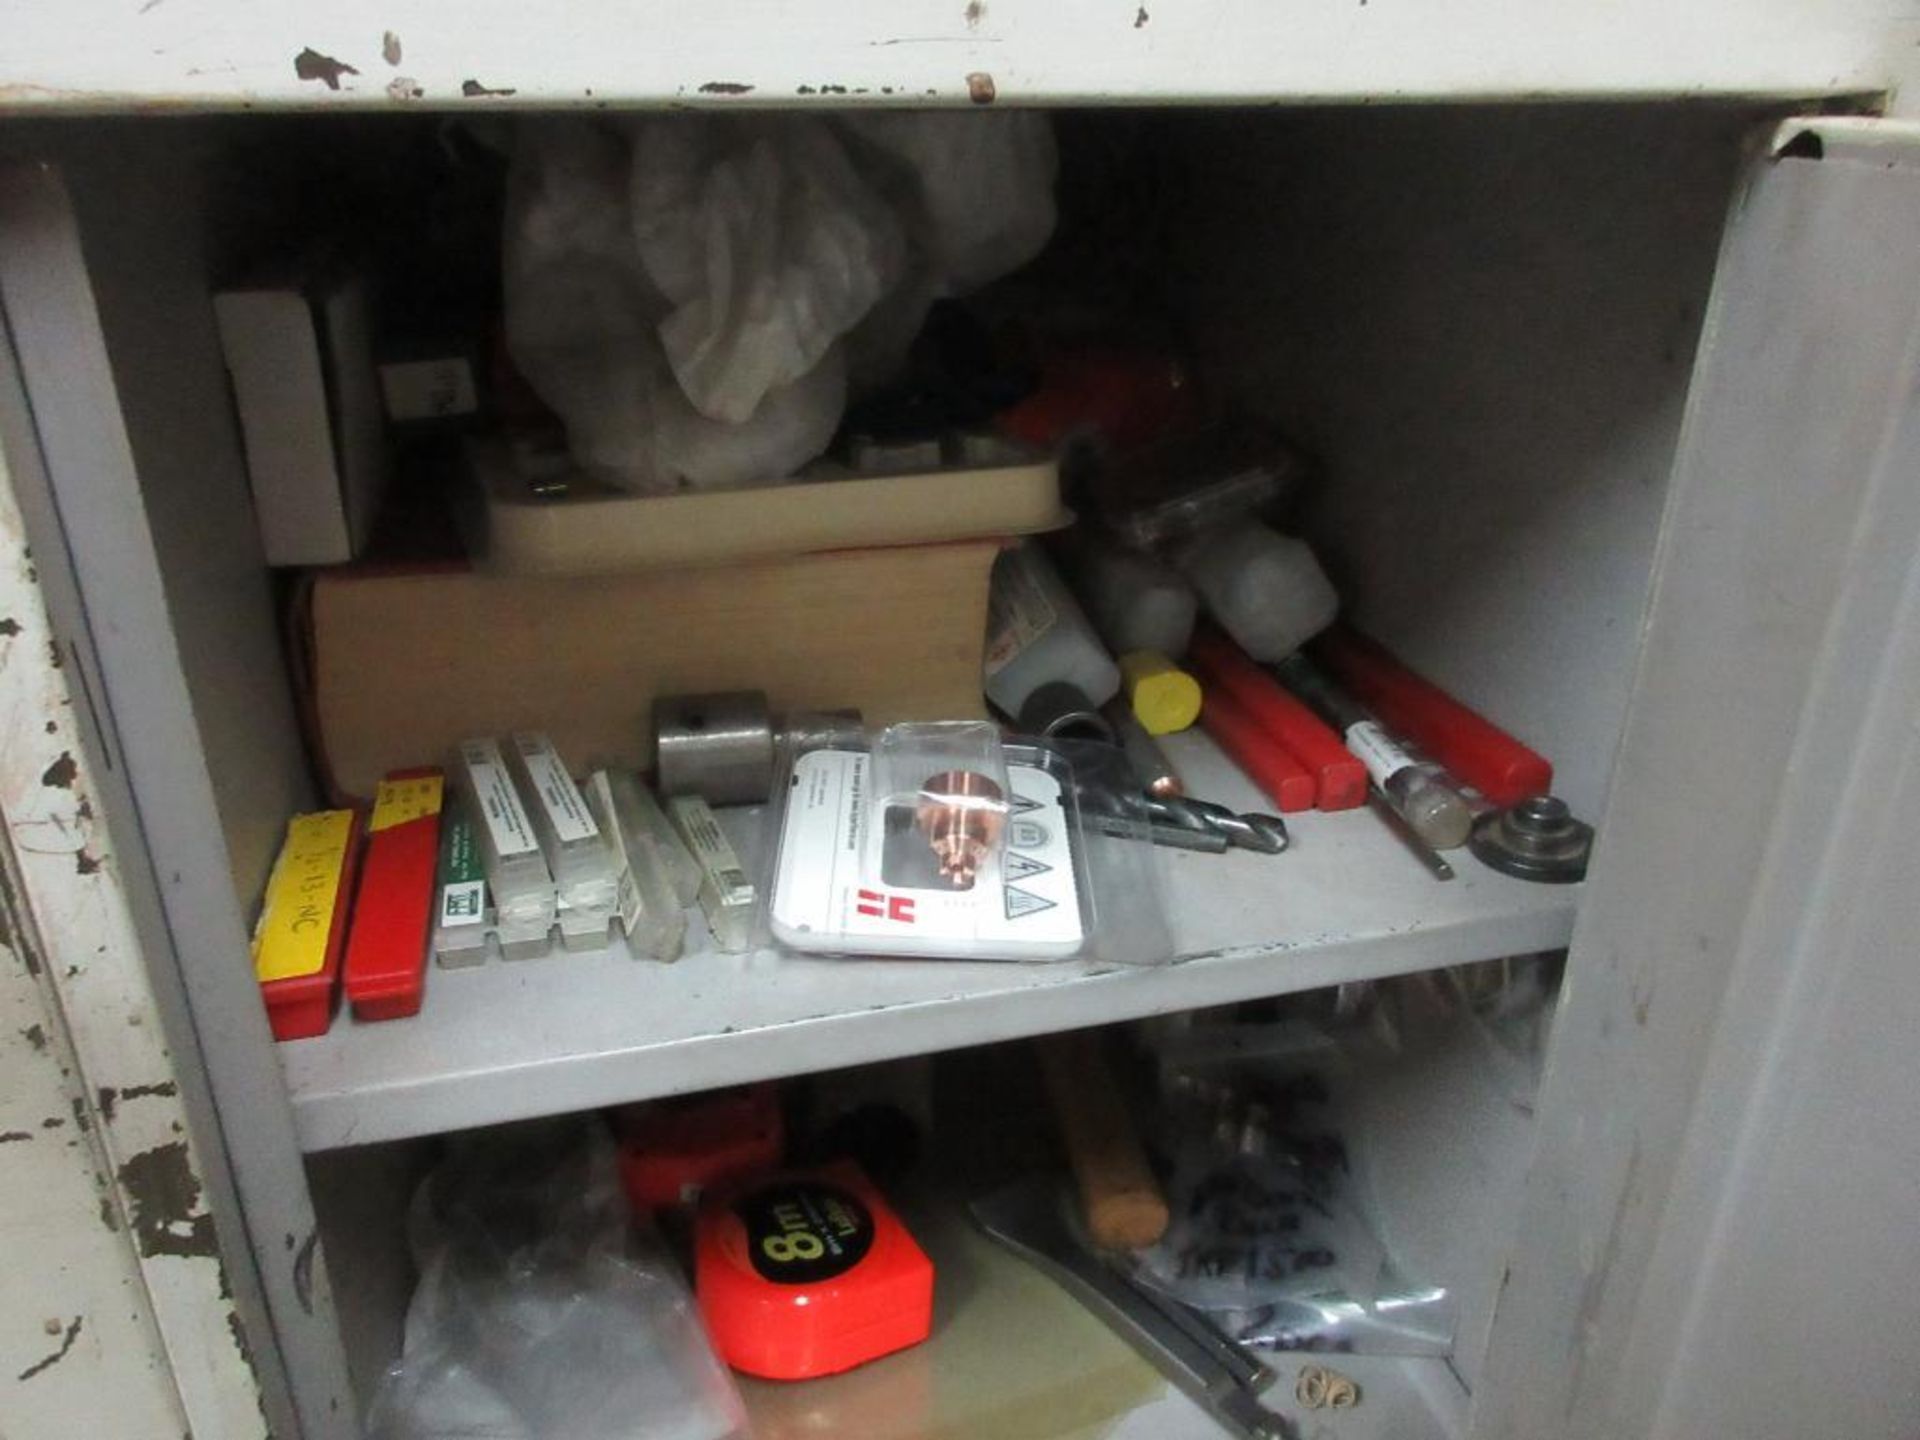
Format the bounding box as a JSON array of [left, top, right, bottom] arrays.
[[915, 770, 1006, 888]]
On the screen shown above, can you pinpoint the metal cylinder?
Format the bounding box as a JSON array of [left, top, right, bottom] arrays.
[[1102, 700, 1184, 797], [653, 690, 777, 806], [1017, 681, 1116, 744]]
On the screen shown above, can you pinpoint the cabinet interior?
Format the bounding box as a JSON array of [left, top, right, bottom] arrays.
[[18, 101, 1768, 894], [311, 965, 1557, 1431], [3, 95, 1792, 1437]]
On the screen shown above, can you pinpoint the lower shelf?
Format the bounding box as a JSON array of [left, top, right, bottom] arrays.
[[281, 734, 1576, 1152], [1104, 1355, 1468, 1440], [726, 1144, 1471, 1440], [744, 1337, 1465, 1440]]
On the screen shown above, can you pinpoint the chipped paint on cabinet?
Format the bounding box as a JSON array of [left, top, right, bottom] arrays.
[[0, 932, 189, 1434], [0, 349, 264, 1434], [0, 0, 1914, 113]]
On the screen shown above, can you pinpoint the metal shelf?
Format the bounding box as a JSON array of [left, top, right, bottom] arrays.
[[1103, 1355, 1468, 1440], [281, 735, 1576, 1151]]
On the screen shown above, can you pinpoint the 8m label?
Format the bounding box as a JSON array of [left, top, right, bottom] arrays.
[[736, 1181, 874, 1284]]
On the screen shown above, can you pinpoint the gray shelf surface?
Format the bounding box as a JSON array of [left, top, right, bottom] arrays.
[[282, 734, 1576, 1152]]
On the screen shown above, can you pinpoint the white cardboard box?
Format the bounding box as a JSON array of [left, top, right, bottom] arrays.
[[214, 261, 387, 566]]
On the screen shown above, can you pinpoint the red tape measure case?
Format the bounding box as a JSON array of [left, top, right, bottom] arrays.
[[694, 1160, 934, 1380]]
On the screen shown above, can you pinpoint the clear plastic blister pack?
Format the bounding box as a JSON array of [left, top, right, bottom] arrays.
[[582, 770, 687, 963], [765, 720, 1170, 964]]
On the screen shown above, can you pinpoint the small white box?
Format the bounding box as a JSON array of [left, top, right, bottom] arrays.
[[214, 256, 388, 566], [379, 355, 478, 423]]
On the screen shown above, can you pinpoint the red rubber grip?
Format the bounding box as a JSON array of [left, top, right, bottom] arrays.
[[1315, 627, 1552, 808], [1189, 628, 1367, 811], [1198, 686, 1317, 813]]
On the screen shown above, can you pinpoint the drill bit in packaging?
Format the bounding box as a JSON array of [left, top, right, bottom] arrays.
[[586, 769, 687, 962], [451, 737, 556, 936], [431, 794, 492, 969], [555, 897, 614, 953], [667, 795, 756, 953], [507, 731, 621, 916], [625, 775, 703, 906]]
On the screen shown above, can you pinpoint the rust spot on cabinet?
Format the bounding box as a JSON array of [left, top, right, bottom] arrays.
[[293, 48, 359, 91], [15, 1316, 81, 1382], [117, 1142, 218, 1261]]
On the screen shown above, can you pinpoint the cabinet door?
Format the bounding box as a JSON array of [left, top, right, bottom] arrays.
[[0, 159, 355, 1440], [0, 282, 265, 1435], [1477, 118, 1920, 1440]]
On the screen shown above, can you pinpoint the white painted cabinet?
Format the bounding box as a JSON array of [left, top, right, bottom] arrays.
[[0, 41, 1917, 1440], [0, 0, 1916, 111]]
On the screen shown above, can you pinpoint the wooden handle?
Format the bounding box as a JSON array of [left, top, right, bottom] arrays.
[[1035, 1030, 1170, 1251]]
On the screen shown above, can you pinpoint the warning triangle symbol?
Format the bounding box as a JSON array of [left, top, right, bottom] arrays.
[[1004, 884, 1057, 920], [1004, 852, 1052, 882], [1008, 793, 1043, 815]]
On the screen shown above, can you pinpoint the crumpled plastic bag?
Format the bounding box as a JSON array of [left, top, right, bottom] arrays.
[[365, 1121, 748, 1440], [505, 112, 1056, 494]]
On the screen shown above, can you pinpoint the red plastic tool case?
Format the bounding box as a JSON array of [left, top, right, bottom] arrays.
[[258, 814, 364, 1041], [615, 1084, 785, 1211], [343, 768, 443, 1022]]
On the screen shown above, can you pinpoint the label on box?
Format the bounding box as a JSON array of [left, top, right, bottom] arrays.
[[733, 1180, 874, 1284], [437, 806, 487, 930], [460, 740, 538, 858], [1343, 720, 1413, 788], [669, 796, 754, 906], [512, 733, 598, 844], [371, 773, 443, 833], [771, 750, 1082, 958], [379, 356, 478, 421], [984, 552, 1056, 676], [253, 810, 355, 982]]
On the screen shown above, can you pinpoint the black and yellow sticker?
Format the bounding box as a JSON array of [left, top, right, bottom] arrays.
[[736, 1180, 875, 1285]]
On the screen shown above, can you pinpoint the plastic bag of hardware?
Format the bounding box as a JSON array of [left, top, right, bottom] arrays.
[[1131, 1143, 1453, 1356], [367, 1121, 748, 1440], [1129, 1028, 1456, 1357], [765, 721, 1170, 965], [504, 113, 1056, 494]]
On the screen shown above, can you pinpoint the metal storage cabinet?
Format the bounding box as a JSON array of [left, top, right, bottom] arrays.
[[0, 0, 1915, 109], [2, 10, 1919, 1437]]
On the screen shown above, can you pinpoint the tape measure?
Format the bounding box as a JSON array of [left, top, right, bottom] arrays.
[[695, 1160, 934, 1379]]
